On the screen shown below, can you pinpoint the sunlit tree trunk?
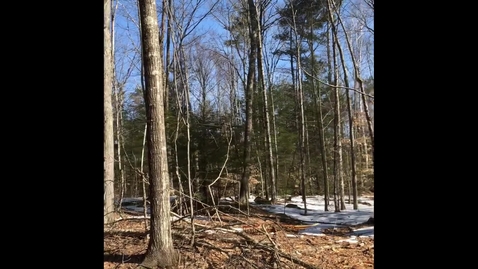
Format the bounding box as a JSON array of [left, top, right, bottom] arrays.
[[308, 35, 329, 211], [325, 0, 347, 211], [289, 2, 307, 215], [138, 0, 178, 266], [239, 0, 259, 207], [104, 0, 115, 224], [330, 11, 358, 209], [256, 2, 276, 204], [331, 0, 374, 160]]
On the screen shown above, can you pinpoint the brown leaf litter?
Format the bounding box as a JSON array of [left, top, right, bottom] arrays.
[[104, 206, 374, 268]]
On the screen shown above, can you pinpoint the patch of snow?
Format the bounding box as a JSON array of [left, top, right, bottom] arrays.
[[254, 195, 374, 239], [118, 194, 374, 240], [337, 236, 359, 244], [352, 226, 374, 238]]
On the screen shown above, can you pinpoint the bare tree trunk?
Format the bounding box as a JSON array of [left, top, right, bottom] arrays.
[[270, 92, 280, 198], [114, 84, 126, 210], [184, 60, 196, 245], [256, 150, 265, 198], [325, 0, 346, 211], [327, 20, 342, 212], [289, 2, 307, 215], [104, 0, 115, 224], [305, 118, 313, 195], [328, 6, 358, 209], [140, 124, 148, 230], [297, 40, 307, 215], [331, 0, 374, 159], [173, 93, 185, 215], [138, 0, 178, 266], [197, 54, 210, 206], [317, 96, 329, 201], [333, 26, 359, 209], [239, 0, 259, 207], [359, 90, 369, 187], [170, 30, 188, 214], [255, 3, 276, 204], [139, 27, 149, 229], [111, 1, 126, 211], [162, 0, 171, 112], [307, 26, 329, 210]]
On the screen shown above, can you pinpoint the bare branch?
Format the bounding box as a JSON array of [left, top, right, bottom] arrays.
[[302, 69, 374, 99]]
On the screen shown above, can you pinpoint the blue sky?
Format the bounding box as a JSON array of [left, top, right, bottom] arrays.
[[112, 0, 374, 96]]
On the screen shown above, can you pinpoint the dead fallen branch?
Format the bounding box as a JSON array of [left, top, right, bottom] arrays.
[[186, 224, 321, 269], [228, 227, 321, 269], [105, 216, 374, 269]]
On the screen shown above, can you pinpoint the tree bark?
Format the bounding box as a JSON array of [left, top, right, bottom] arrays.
[[332, 22, 358, 210], [239, 0, 259, 206], [331, 0, 374, 160], [104, 0, 115, 224], [327, 2, 346, 212], [256, 4, 276, 204], [308, 36, 329, 211], [290, 2, 307, 215], [138, 0, 178, 267]]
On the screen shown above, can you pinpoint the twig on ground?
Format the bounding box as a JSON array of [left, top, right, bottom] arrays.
[[172, 230, 232, 257], [212, 227, 321, 269]]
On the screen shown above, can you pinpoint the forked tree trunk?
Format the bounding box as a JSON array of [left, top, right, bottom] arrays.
[[104, 0, 115, 224], [138, 0, 178, 267]]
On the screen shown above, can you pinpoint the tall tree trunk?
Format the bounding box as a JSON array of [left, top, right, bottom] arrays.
[[162, 0, 171, 112], [198, 64, 210, 206], [305, 118, 313, 195], [290, 3, 307, 215], [140, 124, 148, 230], [173, 93, 185, 215], [358, 90, 369, 187], [255, 137, 268, 199], [114, 84, 126, 210], [309, 36, 329, 211], [270, 91, 280, 198], [138, 0, 178, 267], [111, 2, 126, 210], [256, 8, 276, 204], [331, 0, 374, 160], [104, 0, 115, 224], [185, 75, 196, 244], [327, 22, 341, 212], [333, 25, 358, 209], [239, 0, 259, 206], [256, 149, 265, 198]]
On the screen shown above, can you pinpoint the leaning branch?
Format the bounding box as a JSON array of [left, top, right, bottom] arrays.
[[302, 69, 374, 99]]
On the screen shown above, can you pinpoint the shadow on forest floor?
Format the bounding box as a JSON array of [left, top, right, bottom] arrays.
[[103, 254, 144, 264], [104, 231, 148, 238]]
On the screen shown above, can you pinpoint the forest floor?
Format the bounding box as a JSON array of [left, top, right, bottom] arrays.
[[104, 201, 374, 269]]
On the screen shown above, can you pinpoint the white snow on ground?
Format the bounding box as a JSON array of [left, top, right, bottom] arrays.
[[118, 195, 374, 241], [250, 195, 374, 239]]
